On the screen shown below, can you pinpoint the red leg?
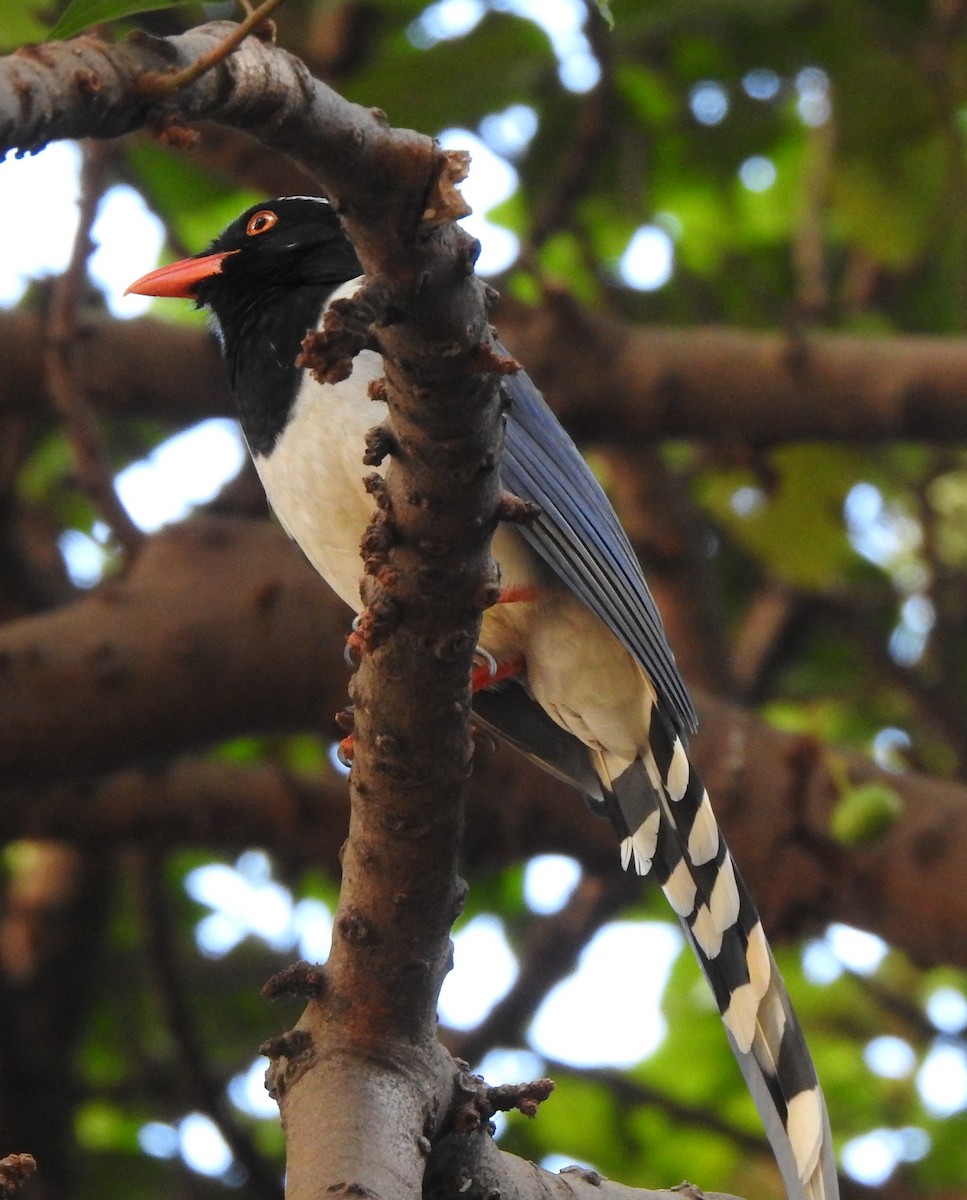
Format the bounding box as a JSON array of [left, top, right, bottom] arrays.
[[472, 587, 533, 689], [339, 654, 522, 764], [472, 654, 524, 692], [496, 586, 539, 605]]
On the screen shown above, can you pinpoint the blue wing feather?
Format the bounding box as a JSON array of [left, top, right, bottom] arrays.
[[500, 363, 697, 737]]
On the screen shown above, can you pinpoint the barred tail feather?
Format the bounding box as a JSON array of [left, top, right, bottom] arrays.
[[596, 714, 838, 1200], [473, 680, 837, 1198]]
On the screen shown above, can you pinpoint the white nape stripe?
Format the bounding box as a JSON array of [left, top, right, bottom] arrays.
[[687, 790, 719, 865], [786, 1088, 824, 1184], [666, 737, 689, 801], [663, 856, 697, 917], [709, 853, 740, 934], [630, 810, 661, 875]]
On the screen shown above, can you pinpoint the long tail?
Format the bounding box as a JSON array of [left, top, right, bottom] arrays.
[[471, 679, 838, 1197], [596, 712, 839, 1200]]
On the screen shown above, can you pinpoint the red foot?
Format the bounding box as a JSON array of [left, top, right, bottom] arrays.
[[497, 586, 539, 605], [472, 654, 524, 692], [471, 588, 532, 690]]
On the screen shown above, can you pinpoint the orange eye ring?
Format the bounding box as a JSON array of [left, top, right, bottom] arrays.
[[246, 209, 278, 237]]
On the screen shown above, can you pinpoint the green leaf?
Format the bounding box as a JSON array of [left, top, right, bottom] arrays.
[[538, 231, 601, 304], [50, 0, 199, 41], [830, 782, 904, 847], [75, 1101, 143, 1152], [695, 446, 863, 590], [0, 0, 51, 49], [344, 10, 552, 136], [615, 63, 677, 126], [125, 139, 261, 251]]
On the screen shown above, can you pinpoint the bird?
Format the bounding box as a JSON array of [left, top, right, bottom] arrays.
[[127, 195, 839, 1200]]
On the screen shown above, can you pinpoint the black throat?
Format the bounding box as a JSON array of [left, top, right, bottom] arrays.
[[210, 281, 341, 458], [193, 196, 364, 458]]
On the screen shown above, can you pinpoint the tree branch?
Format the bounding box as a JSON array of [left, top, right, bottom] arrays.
[[425, 1131, 743, 1200], [0, 311, 230, 425], [9, 304, 967, 445], [1, 20, 525, 1200], [498, 293, 967, 445], [1, 21, 440, 255], [43, 140, 144, 555], [0, 517, 349, 785], [137, 852, 284, 1200]]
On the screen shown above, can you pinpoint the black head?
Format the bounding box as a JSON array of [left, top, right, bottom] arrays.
[[193, 196, 363, 329], [127, 196, 364, 456]]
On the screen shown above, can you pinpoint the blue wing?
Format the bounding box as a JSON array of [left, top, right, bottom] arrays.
[[499, 363, 697, 738]]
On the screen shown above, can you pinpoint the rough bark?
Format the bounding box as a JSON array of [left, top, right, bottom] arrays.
[[425, 1133, 743, 1200], [1, 21, 511, 1200]]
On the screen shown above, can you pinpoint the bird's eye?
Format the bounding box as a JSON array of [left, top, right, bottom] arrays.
[[246, 210, 278, 237]]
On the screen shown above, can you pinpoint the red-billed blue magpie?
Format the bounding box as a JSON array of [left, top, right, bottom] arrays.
[[127, 196, 839, 1200]]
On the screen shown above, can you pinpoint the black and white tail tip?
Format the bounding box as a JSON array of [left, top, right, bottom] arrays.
[[602, 718, 838, 1200]]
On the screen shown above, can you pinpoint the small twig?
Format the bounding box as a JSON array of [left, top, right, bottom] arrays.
[[486, 1078, 554, 1118], [44, 141, 144, 557], [450, 1071, 555, 1133], [792, 104, 835, 321], [0, 1155, 37, 1199], [135, 0, 287, 97], [845, 964, 954, 1047]]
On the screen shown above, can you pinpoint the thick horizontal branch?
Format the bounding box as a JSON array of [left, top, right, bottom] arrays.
[[0, 517, 348, 784], [1, 516, 965, 970], [7, 307, 967, 445], [499, 294, 967, 445], [0, 757, 351, 859], [0, 21, 449, 268], [0, 311, 230, 426]]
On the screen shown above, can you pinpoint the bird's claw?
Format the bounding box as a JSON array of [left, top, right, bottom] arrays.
[[472, 645, 498, 683]]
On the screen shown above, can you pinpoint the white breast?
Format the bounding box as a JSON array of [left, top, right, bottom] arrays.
[[253, 343, 386, 612], [251, 301, 652, 768]]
